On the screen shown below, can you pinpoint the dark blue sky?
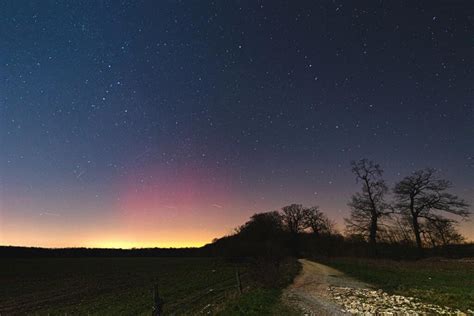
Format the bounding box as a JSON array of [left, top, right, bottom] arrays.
[[1, 1, 473, 247]]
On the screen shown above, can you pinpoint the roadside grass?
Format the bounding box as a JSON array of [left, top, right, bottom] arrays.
[[218, 288, 300, 316], [324, 257, 474, 312], [218, 258, 301, 315]]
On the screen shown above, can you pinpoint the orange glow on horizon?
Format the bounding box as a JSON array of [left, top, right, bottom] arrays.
[[0, 224, 226, 249], [85, 239, 208, 249], [1, 163, 473, 249], [1, 211, 473, 249]]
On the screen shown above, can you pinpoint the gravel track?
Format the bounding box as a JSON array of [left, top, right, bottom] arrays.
[[283, 259, 472, 316]]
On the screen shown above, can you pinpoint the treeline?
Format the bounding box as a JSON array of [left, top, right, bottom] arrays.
[[207, 159, 472, 260], [1, 159, 471, 261], [0, 246, 204, 258], [345, 159, 470, 257], [206, 205, 473, 261], [202, 195, 471, 286]]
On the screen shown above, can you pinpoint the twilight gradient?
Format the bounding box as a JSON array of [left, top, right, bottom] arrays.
[[1, 1, 473, 247]]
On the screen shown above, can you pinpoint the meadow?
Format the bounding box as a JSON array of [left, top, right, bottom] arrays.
[[325, 257, 474, 312], [1, 257, 250, 315]]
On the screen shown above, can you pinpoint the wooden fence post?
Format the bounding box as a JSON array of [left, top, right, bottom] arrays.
[[235, 269, 242, 295], [152, 284, 163, 316]]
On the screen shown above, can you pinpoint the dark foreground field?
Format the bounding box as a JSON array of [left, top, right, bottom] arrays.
[[1, 257, 298, 315], [2, 257, 238, 314], [325, 258, 474, 312], [4, 256, 472, 315]]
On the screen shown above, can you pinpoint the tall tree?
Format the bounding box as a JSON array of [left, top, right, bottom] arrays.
[[394, 168, 470, 256], [281, 204, 307, 234], [303, 206, 335, 236], [345, 159, 391, 256], [281, 204, 308, 256]]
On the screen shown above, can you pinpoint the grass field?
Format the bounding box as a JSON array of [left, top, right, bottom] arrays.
[[0, 257, 254, 315], [1, 257, 299, 315], [11, 255, 470, 315], [217, 288, 299, 316], [217, 258, 301, 316], [325, 257, 474, 312]]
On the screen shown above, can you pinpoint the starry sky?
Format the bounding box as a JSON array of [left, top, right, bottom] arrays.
[[1, 1, 473, 248]]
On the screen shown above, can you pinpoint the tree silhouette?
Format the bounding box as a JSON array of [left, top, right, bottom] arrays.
[[303, 206, 335, 236], [345, 159, 391, 256], [280, 204, 309, 255], [394, 168, 470, 256], [237, 211, 283, 239], [281, 204, 307, 235], [423, 215, 465, 247]]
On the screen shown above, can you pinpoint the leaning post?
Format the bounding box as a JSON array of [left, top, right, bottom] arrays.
[[152, 283, 163, 316], [235, 268, 242, 295]]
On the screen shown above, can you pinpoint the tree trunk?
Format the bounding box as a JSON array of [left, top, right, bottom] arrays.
[[412, 215, 424, 257], [427, 231, 436, 248], [439, 228, 447, 246], [291, 233, 300, 257], [409, 196, 424, 258], [368, 215, 378, 257], [312, 225, 320, 238]]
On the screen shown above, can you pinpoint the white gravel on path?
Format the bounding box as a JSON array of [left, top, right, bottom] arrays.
[[283, 259, 473, 316]]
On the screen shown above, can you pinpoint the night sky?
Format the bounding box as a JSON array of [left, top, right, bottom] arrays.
[[1, 1, 473, 248]]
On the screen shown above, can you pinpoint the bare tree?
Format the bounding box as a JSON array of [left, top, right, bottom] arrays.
[[281, 204, 307, 234], [380, 216, 414, 245], [423, 215, 465, 247], [281, 204, 309, 256], [304, 206, 335, 236], [394, 168, 470, 256], [345, 159, 391, 256]]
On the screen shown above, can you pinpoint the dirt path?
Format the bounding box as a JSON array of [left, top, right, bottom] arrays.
[[283, 259, 370, 315], [283, 259, 471, 316]]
